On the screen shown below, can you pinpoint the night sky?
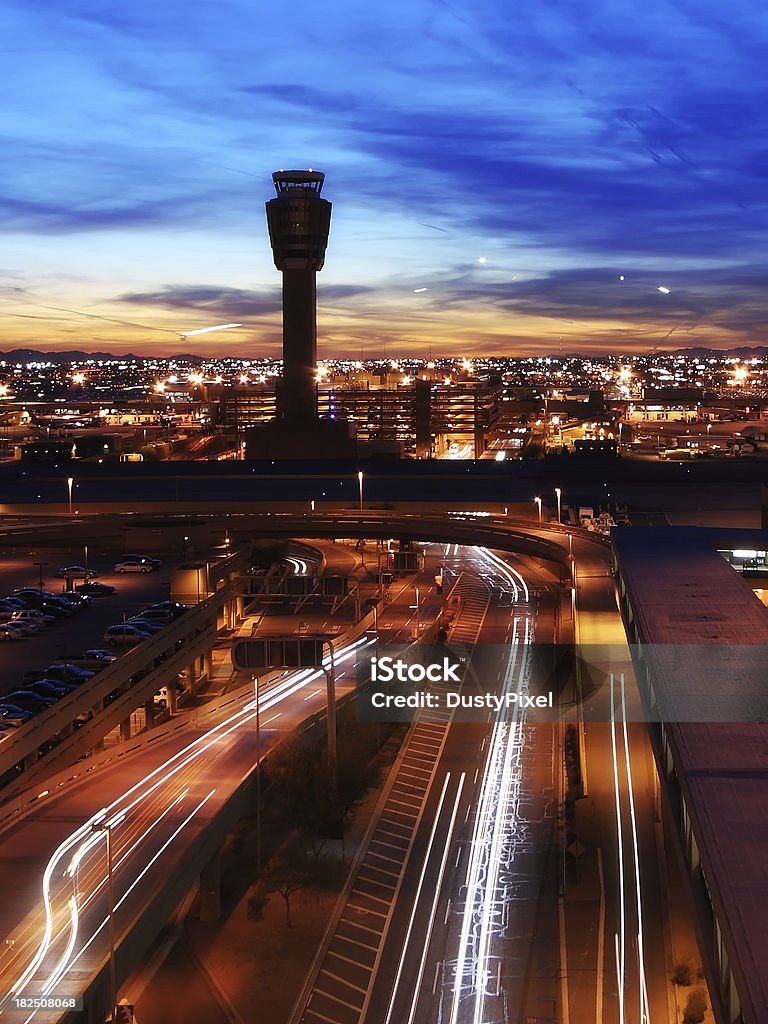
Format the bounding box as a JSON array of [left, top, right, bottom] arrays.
[[2, 1, 767, 358]]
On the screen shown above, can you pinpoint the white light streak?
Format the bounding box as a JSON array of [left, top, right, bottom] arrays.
[[179, 323, 242, 337]]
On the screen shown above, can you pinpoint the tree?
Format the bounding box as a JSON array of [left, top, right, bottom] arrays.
[[264, 838, 313, 929]]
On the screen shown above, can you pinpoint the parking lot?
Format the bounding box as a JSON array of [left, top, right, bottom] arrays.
[[0, 548, 185, 697]]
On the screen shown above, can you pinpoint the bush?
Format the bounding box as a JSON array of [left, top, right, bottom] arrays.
[[673, 962, 693, 986], [683, 988, 708, 1024]]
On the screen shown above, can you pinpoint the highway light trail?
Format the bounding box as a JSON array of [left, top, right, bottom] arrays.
[[448, 611, 533, 1024], [609, 672, 651, 1024], [478, 546, 529, 603], [0, 636, 373, 1018]]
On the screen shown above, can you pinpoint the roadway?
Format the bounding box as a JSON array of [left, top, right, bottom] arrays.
[[294, 544, 562, 1024], [0, 547, 448, 1023]]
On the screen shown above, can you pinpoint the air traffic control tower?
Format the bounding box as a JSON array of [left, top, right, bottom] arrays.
[[266, 169, 331, 423]]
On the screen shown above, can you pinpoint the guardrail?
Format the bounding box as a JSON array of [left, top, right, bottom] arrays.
[[0, 605, 379, 836], [0, 576, 240, 785]]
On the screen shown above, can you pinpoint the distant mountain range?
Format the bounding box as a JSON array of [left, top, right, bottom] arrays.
[[1, 346, 767, 364], [0, 349, 205, 364]]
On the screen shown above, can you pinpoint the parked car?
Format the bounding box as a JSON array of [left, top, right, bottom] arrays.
[[148, 601, 189, 617], [56, 566, 99, 579], [0, 599, 26, 612], [0, 705, 34, 727], [1, 614, 41, 634], [82, 648, 118, 664], [44, 664, 95, 684], [5, 691, 58, 711], [11, 610, 55, 627], [103, 624, 153, 645], [0, 623, 26, 640], [137, 607, 174, 622], [27, 681, 74, 699], [126, 617, 166, 634], [124, 553, 162, 569], [76, 581, 116, 596], [59, 591, 91, 608], [35, 602, 73, 619], [114, 560, 153, 573], [12, 588, 56, 598]]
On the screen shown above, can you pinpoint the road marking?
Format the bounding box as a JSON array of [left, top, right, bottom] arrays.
[[596, 846, 605, 1024], [318, 968, 368, 996], [383, 773, 454, 1024], [313, 987, 363, 1012]]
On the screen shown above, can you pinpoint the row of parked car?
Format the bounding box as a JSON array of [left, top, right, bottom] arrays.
[[102, 600, 188, 645], [0, 651, 117, 735], [0, 583, 111, 641], [0, 599, 189, 741], [55, 554, 163, 579]]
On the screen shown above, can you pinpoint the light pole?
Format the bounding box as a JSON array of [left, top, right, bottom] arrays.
[[357, 470, 364, 512], [415, 585, 420, 638], [322, 638, 338, 800], [33, 560, 48, 593], [92, 821, 117, 1024], [310, 498, 315, 513], [533, 496, 542, 523], [554, 487, 562, 524], [253, 676, 262, 873], [84, 544, 88, 571], [67, 476, 74, 515]]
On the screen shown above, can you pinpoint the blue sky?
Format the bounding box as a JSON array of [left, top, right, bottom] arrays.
[[1, 0, 767, 357]]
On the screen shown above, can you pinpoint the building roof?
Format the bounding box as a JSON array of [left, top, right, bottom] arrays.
[[613, 527, 768, 1022]]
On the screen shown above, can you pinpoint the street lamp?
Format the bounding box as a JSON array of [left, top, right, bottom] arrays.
[[554, 487, 562, 524], [67, 476, 74, 515], [253, 676, 262, 873], [91, 821, 118, 1024], [533, 496, 542, 523], [357, 470, 364, 512], [33, 561, 48, 592], [415, 585, 420, 637]]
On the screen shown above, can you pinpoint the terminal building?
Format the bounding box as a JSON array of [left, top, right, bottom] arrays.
[[613, 527, 768, 1024]]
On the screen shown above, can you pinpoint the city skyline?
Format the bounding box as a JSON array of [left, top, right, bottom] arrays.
[[3, 0, 767, 358]]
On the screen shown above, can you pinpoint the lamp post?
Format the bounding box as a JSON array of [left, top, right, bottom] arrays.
[[33, 561, 48, 593], [84, 544, 88, 571], [253, 676, 262, 873], [67, 476, 74, 515], [533, 496, 542, 523], [323, 638, 338, 800], [554, 487, 562, 524], [92, 821, 117, 1024], [357, 470, 364, 512], [415, 585, 420, 638]]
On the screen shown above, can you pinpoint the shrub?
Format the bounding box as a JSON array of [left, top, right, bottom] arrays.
[[683, 987, 708, 1024], [673, 962, 692, 986]]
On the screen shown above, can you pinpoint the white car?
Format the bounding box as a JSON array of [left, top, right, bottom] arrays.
[[103, 624, 153, 645], [113, 560, 153, 573]]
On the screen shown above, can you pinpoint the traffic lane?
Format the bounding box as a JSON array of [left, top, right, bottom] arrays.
[[369, 715, 557, 1024], [367, 720, 489, 1024], [0, 655, 365, 953]]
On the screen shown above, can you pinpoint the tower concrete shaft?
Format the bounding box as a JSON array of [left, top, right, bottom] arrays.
[[265, 169, 332, 422]]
